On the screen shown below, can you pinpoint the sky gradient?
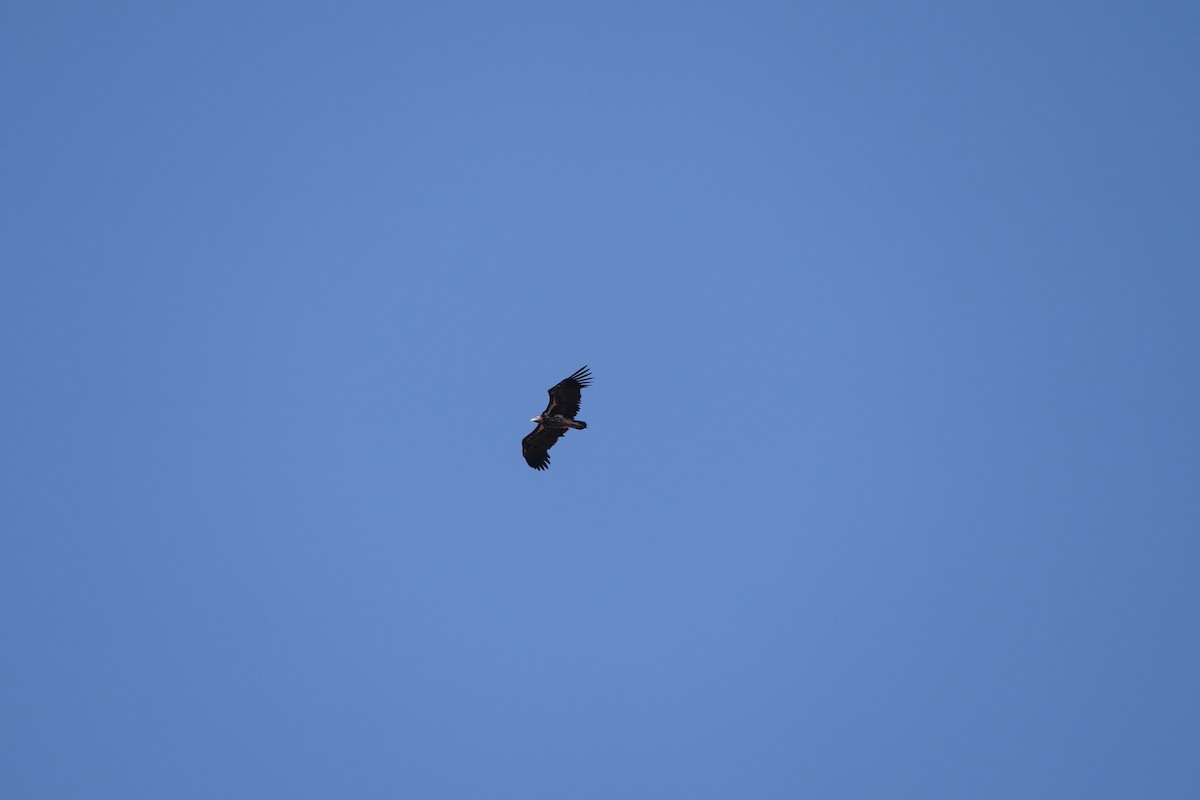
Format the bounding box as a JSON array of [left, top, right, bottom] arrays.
[[3, 2, 1199, 798]]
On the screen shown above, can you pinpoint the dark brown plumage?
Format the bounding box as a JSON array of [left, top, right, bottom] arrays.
[[522, 366, 591, 470]]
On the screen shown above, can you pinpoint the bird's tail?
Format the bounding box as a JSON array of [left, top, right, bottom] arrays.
[[567, 419, 588, 430]]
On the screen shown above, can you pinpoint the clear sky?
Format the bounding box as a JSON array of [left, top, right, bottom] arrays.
[[3, 2, 1198, 798]]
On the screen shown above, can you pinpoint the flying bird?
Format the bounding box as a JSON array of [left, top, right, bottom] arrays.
[[522, 365, 592, 470]]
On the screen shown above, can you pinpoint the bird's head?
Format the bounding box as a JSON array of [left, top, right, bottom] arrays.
[[531, 415, 543, 423]]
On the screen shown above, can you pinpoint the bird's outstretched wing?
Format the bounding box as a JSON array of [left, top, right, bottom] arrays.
[[522, 424, 568, 470], [541, 365, 591, 419]]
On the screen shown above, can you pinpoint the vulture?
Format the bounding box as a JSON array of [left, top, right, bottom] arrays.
[[522, 365, 592, 470]]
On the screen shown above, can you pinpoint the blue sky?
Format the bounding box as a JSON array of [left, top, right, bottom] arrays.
[[3, 2, 1198, 797]]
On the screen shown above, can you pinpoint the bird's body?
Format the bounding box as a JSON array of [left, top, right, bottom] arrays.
[[539, 413, 586, 429], [522, 366, 591, 470]]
